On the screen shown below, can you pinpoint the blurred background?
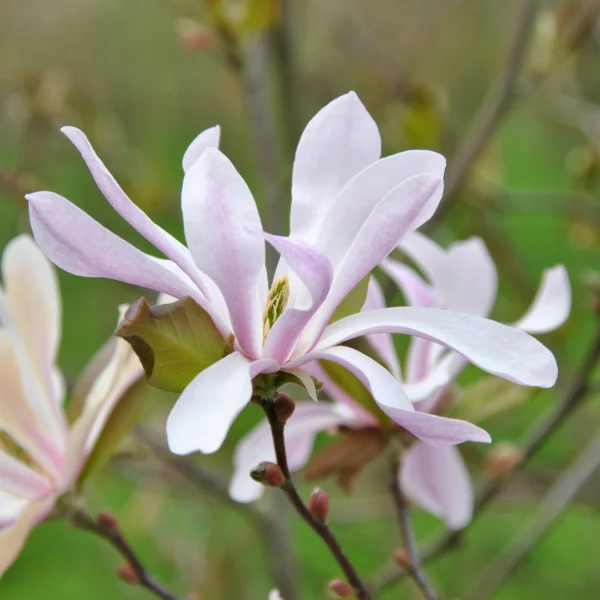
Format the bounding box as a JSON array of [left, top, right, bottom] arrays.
[[1, 0, 600, 598]]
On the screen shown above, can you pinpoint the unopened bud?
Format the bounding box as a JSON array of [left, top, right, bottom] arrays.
[[485, 443, 524, 479], [250, 461, 286, 487], [273, 393, 295, 422], [97, 510, 119, 532], [117, 563, 140, 584], [393, 549, 411, 568], [328, 579, 354, 597], [176, 19, 213, 52], [187, 594, 203, 600], [309, 488, 329, 523]]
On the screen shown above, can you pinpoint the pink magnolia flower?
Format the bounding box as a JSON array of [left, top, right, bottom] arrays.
[[28, 92, 557, 458], [0, 235, 142, 576], [230, 234, 570, 526]]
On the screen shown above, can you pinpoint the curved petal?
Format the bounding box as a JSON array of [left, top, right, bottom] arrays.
[[401, 443, 474, 529], [316, 307, 558, 388], [317, 150, 446, 267], [167, 352, 253, 455], [263, 235, 333, 364], [0, 493, 27, 532], [513, 265, 571, 334], [403, 353, 464, 403], [380, 260, 434, 308], [229, 401, 355, 503], [60, 126, 209, 295], [182, 125, 221, 172], [182, 149, 265, 358], [290, 92, 381, 242], [0, 452, 53, 498]]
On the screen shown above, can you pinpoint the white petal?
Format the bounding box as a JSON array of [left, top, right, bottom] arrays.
[[514, 265, 571, 334], [0, 452, 52, 498], [167, 352, 253, 455], [401, 443, 473, 529], [380, 259, 434, 308], [182, 125, 221, 172], [290, 92, 381, 242]]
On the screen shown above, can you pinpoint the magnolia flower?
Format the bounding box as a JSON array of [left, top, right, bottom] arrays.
[[269, 590, 283, 600], [230, 234, 570, 525], [0, 235, 141, 576], [28, 92, 557, 458]]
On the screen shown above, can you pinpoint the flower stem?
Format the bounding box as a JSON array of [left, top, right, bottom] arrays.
[[260, 396, 373, 600]]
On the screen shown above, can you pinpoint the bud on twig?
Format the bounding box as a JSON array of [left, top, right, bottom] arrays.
[[187, 593, 203, 600], [250, 461, 286, 487], [484, 442, 525, 479], [309, 488, 329, 523], [117, 563, 140, 585], [273, 392, 295, 422], [393, 549, 411, 568], [97, 510, 119, 532], [328, 579, 354, 597]]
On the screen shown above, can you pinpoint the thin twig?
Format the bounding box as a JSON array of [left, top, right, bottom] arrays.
[[431, 0, 539, 224], [466, 431, 600, 600], [389, 459, 440, 600], [69, 504, 179, 600], [138, 430, 299, 600], [260, 396, 373, 600], [370, 324, 600, 594]]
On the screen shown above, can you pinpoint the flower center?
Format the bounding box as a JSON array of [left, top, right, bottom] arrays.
[[263, 275, 290, 339]]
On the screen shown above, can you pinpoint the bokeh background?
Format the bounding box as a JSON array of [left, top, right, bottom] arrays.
[[1, 0, 600, 598]]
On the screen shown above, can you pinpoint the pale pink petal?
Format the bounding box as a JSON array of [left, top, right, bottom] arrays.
[[0, 493, 26, 532], [513, 265, 571, 334], [403, 353, 464, 403], [401, 443, 474, 529], [0, 452, 53, 498], [268, 591, 283, 600], [263, 235, 333, 364], [316, 307, 558, 387], [317, 150, 446, 266], [60, 127, 209, 295], [229, 402, 355, 503], [290, 92, 381, 242], [182, 125, 221, 172], [284, 368, 318, 401], [182, 149, 265, 358], [167, 352, 253, 455], [380, 260, 434, 308]]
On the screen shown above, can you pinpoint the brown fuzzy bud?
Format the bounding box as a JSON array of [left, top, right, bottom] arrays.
[[328, 579, 354, 597], [187, 594, 203, 600], [393, 549, 411, 568], [97, 510, 119, 532], [309, 488, 329, 523], [117, 563, 140, 584], [250, 461, 286, 487], [176, 19, 213, 52], [273, 393, 295, 422], [484, 443, 525, 479]]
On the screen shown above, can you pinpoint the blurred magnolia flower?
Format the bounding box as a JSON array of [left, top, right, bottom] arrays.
[[0, 235, 142, 576], [269, 590, 283, 600], [28, 92, 557, 458], [230, 234, 570, 522]]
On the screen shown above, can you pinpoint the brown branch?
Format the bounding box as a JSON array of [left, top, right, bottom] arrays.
[[466, 431, 600, 600], [370, 324, 600, 594], [389, 459, 440, 600], [260, 396, 373, 600], [69, 505, 179, 600]]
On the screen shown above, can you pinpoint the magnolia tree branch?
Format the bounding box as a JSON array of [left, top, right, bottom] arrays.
[[466, 431, 600, 600], [138, 431, 299, 600], [389, 459, 440, 600], [260, 396, 373, 600], [69, 505, 179, 600], [370, 324, 600, 594]]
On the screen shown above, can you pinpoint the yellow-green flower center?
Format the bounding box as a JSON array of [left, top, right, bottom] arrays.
[[263, 275, 290, 339]]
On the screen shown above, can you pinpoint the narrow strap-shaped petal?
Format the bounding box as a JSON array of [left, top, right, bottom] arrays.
[[290, 92, 381, 242], [0, 452, 53, 498], [263, 235, 333, 364], [167, 352, 253, 455], [513, 265, 571, 334], [317, 150, 446, 266], [61, 126, 211, 297], [316, 307, 558, 387], [0, 493, 26, 532], [229, 401, 355, 503], [182, 125, 221, 172], [182, 149, 265, 358], [380, 260, 434, 308], [401, 443, 474, 529]]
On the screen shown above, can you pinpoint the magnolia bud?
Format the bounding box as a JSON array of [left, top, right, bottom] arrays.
[[309, 488, 329, 523], [328, 579, 354, 597], [175, 19, 213, 52], [250, 461, 286, 487], [273, 393, 295, 422], [485, 443, 524, 479], [393, 549, 411, 568], [187, 594, 203, 600], [117, 563, 140, 584], [97, 510, 119, 532]]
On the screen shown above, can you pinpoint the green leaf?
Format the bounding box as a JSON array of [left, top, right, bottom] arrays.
[[329, 275, 370, 325], [115, 297, 226, 393]]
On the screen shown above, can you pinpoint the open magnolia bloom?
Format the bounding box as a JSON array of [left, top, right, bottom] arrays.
[[230, 235, 570, 526], [0, 235, 142, 576], [28, 92, 557, 458]]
